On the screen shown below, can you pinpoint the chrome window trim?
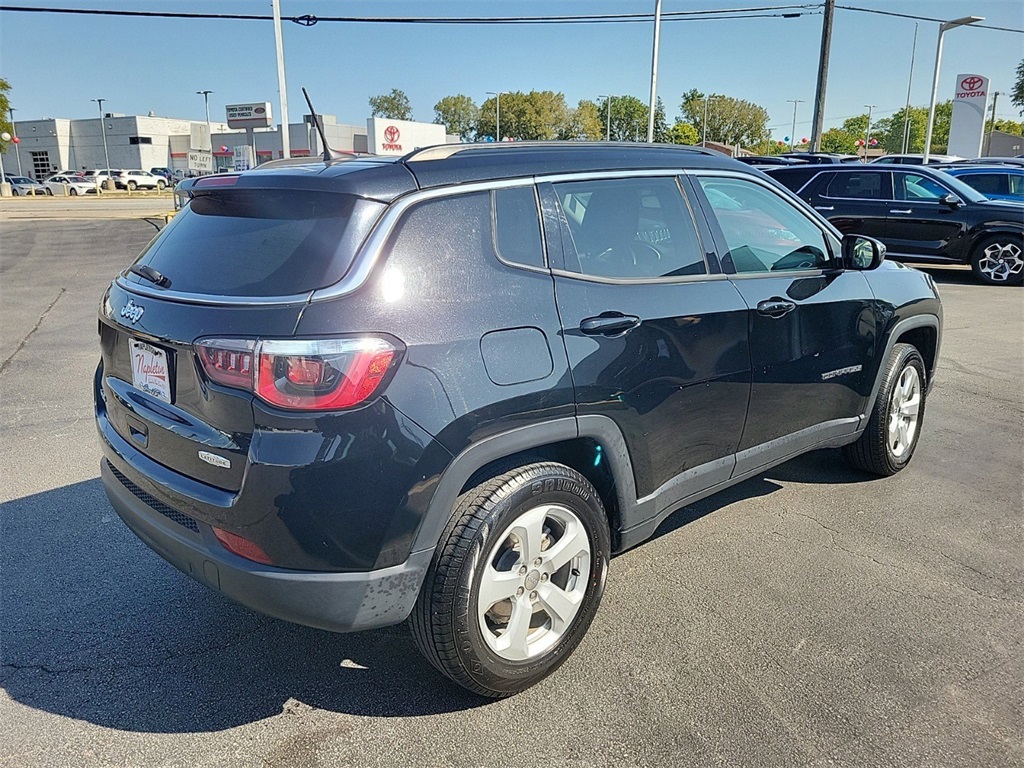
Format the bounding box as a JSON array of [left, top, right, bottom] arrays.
[[534, 168, 689, 184], [550, 268, 728, 286]]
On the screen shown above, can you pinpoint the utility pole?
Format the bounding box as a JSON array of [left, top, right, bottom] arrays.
[[863, 104, 877, 161], [91, 98, 111, 174], [901, 23, 919, 153], [196, 90, 213, 172], [984, 92, 1001, 156], [487, 91, 504, 142], [787, 99, 804, 151], [271, 0, 290, 159], [646, 0, 663, 142], [8, 107, 23, 176], [809, 0, 835, 152], [702, 95, 720, 147]]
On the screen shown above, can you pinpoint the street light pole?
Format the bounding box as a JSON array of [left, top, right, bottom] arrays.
[[901, 23, 919, 153], [8, 107, 23, 176], [646, 0, 662, 143], [984, 91, 1001, 156], [863, 104, 877, 161], [923, 15, 983, 163], [598, 95, 613, 141], [196, 90, 213, 172], [271, 0, 291, 159], [91, 98, 111, 173], [487, 91, 505, 142], [787, 99, 804, 151]]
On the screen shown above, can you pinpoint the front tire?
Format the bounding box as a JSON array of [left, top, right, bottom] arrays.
[[157, 180, 166, 191], [69, 188, 78, 196], [844, 343, 926, 476], [126, 180, 137, 191], [410, 462, 610, 698], [971, 235, 1024, 286]]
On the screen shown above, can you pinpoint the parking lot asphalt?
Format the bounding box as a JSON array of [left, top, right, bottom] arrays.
[[1, 219, 1022, 768]]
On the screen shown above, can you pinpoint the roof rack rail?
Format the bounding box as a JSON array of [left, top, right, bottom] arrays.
[[401, 141, 719, 164]]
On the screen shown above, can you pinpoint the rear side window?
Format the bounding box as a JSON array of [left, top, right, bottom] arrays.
[[826, 173, 883, 199], [126, 190, 384, 297], [961, 173, 1008, 196], [553, 177, 706, 279]]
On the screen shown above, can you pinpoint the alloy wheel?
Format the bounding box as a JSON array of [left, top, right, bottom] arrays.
[[888, 365, 921, 458], [477, 504, 591, 662], [978, 241, 1023, 283]]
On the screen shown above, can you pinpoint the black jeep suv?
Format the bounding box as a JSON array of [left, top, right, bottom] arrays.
[[766, 164, 1024, 286], [96, 143, 942, 697]]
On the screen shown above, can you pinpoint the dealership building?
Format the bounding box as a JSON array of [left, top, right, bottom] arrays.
[[2, 111, 456, 179]]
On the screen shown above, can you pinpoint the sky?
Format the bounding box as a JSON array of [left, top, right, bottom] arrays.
[[1, 0, 1022, 141]]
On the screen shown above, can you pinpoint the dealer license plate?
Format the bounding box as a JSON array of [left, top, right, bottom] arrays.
[[129, 339, 171, 403]]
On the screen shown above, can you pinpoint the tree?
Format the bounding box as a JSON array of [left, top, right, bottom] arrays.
[[559, 99, 603, 140], [665, 121, 699, 145], [434, 94, 478, 140], [0, 78, 11, 153], [820, 127, 857, 154], [597, 95, 650, 142], [992, 118, 1024, 135], [1013, 59, 1024, 115], [369, 88, 413, 121], [678, 88, 770, 147], [477, 91, 569, 141]]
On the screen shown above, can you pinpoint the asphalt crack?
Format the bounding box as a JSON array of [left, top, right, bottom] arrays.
[[0, 287, 66, 375]]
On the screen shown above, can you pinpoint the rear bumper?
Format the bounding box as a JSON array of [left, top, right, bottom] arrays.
[[101, 459, 432, 633]]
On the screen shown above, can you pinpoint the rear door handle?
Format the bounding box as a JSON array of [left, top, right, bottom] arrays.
[[580, 313, 641, 336], [889, 209, 913, 214], [756, 298, 797, 319], [814, 205, 834, 211]]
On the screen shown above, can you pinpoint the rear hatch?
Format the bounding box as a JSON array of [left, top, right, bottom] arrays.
[[98, 183, 387, 493]]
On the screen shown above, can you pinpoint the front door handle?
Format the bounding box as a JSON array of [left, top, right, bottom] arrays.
[[580, 313, 641, 336], [814, 205, 834, 211], [889, 209, 913, 214], [756, 298, 797, 319]]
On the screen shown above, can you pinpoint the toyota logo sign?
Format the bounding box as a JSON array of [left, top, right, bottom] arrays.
[[384, 126, 400, 143], [960, 76, 984, 92]]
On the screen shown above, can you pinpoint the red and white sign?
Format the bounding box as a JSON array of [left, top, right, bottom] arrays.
[[367, 118, 446, 156], [948, 73, 990, 158]]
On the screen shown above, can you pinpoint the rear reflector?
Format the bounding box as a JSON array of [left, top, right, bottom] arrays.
[[195, 336, 399, 412], [213, 527, 274, 565]]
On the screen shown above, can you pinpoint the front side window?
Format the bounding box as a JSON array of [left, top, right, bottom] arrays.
[[896, 173, 951, 201], [553, 177, 706, 279], [697, 176, 832, 274]]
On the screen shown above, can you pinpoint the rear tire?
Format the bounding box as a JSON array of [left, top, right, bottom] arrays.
[[69, 188, 78, 196], [970, 235, 1024, 286], [157, 181, 166, 191], [410, 462, 610, 698], [844, 343, 926, 476]]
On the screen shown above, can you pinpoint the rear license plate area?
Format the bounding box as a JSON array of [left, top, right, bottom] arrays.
[[129, 338, 173, 403]]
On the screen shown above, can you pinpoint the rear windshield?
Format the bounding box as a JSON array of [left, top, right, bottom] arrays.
[[124, 190, 384, 297]]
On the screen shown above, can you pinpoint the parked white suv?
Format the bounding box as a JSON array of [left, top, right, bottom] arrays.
[[83, 169, 122, 190], [117, 170, 166, 191]]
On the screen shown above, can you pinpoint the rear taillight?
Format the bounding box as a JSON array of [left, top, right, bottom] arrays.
[[195, 337, 398, 411]]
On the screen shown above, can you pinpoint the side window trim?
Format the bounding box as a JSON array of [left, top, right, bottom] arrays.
[[684, 169, 841, 278]]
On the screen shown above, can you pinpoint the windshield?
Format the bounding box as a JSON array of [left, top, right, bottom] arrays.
[[123, 189, 385, 297]]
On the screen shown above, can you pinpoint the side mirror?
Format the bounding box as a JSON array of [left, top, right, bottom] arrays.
[[843, 234, 886, 271], [940, 193, 963, 208]]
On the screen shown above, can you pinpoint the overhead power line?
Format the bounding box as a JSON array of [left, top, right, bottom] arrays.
[[0, 3, 821, 24], [836, 5, 1023, 34]]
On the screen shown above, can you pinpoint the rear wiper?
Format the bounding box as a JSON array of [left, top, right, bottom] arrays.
[[129, 264, 171, 288]]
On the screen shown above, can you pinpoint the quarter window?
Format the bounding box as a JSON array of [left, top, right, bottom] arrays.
[[553, 177, 706, 279], [492, 187, 544, 268], [697, 176, 831, 274]]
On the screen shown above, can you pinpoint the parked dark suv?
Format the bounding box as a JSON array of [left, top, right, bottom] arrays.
[[766, 164, 1024, 285], [96, 143, 942, 697]]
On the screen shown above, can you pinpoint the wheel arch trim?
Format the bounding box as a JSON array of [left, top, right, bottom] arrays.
[[869, 314, 942, 408], [411, 416, 640, 554]]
